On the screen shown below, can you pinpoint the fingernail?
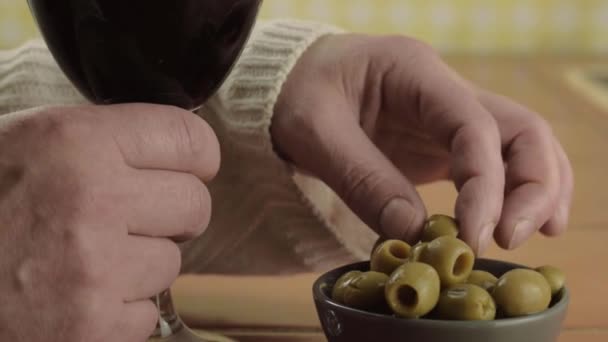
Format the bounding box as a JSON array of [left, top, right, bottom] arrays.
[[508, 220, 534, 249], [477, 222, 495, 254], [380, 198, 416, 241]]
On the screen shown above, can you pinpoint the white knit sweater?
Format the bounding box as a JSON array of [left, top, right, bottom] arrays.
[[0, 19, 378, 275]]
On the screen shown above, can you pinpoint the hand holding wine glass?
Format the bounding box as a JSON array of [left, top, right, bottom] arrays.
[[0, 104, 218, 342], [25, 0, 262, 340]]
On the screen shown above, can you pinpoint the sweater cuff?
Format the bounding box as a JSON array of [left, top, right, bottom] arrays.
[[184, 19, 375, 273], [214, 19, 343, 153], [211, 19, 379, 265]]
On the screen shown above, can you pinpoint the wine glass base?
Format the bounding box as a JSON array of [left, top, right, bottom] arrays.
[[148, 325, 237, 342]]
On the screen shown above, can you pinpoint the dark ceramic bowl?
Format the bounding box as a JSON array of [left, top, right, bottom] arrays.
[[313, 259, 569, 342]]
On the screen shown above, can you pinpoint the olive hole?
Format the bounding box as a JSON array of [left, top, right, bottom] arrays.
[[452, 253, 470, 277], [389, 244, 409, 260], [397, 285, 419, 308]]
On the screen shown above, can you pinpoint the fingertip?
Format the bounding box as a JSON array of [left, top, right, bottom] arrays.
[[456, 221, 493, 256], [379, 197, 426, 243], [539, 216, 568, 237], [493, 228, 511, 250], [119, 299, 160, 342], [496, 219, 537, 250], [453, 179, 503, 254], [539, 140, 572, 238], [474, 222, 495, 256]]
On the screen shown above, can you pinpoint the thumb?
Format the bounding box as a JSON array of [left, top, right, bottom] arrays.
[[283, 105, 427, 243]]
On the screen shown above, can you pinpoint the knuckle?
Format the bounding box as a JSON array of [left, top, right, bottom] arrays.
[[339, 164, 384, 207], [368, 36, 439, 78], [165, 240, 183, 279], [184, 179, 211, 238], [48, 180, 95, 225], [64, 229, 105, 288], [529, 115, 553, 137], [72, 259, 104, 289], [67, 291, 107, 341], [139, 301, 161, 339], [177, 111, 220, 175], [470, 117, 501, 144], [175, 111, 198, 156], [384, 35, 436, 57], [477, 110, 498, 126], [38, 106, 93, 144], [146, 240, 182, 289], [407, 38, 437, 57], [452, 120, 497, 156]]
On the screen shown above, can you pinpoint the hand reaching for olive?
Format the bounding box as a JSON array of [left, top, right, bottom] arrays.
[[272, 33, 573, 254]]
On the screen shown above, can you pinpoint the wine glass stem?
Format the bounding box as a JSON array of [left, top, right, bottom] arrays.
[[151, 289, 183, 338]]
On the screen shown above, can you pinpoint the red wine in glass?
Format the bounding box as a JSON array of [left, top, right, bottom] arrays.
[[28, 0, 262, 110], [27, 0, 262, 340]]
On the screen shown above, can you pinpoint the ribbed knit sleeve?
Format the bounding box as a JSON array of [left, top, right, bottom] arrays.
[[181, 19, 377, 275], [0, 40, 86, 114], [0, 19, 378, 276]]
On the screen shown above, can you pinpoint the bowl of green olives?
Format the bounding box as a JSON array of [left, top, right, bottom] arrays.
[[312, 215, 569, 342]]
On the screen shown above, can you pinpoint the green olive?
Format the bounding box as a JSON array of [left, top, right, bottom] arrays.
[[421, 214, 459, 242], [331, 271, 362, 304], [371, 236, 387, 258], [385, 262, 441, 318], [418, 236, 475, 287], [467, 270, 498, 292], [535, 265, 565, 296], [436, 283, 496, 320], [342, 271, 389, 310], [492, 268, 552, 317], [370, 239, 411, 275], [408, 242, 428, 262]]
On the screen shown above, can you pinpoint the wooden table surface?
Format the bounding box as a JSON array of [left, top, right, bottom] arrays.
[[173, 55, 608, 341]]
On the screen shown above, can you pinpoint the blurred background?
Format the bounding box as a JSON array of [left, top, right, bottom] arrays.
[[1, 0, 607, 54]]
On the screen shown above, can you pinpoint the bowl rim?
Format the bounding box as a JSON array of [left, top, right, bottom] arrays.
[[312, 258, 569, 327]]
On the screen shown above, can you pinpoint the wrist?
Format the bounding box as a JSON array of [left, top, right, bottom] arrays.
[[271, 34, 337, 164]]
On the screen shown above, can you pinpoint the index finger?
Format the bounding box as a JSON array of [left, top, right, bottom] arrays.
[[381, 44, 504, 253], [100, 103, 220, 181]]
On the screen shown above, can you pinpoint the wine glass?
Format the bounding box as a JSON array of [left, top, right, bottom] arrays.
[[27, 0, 262, 340]]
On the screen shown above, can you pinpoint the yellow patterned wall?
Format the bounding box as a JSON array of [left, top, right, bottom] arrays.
[[1, 0, 607, 54]]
